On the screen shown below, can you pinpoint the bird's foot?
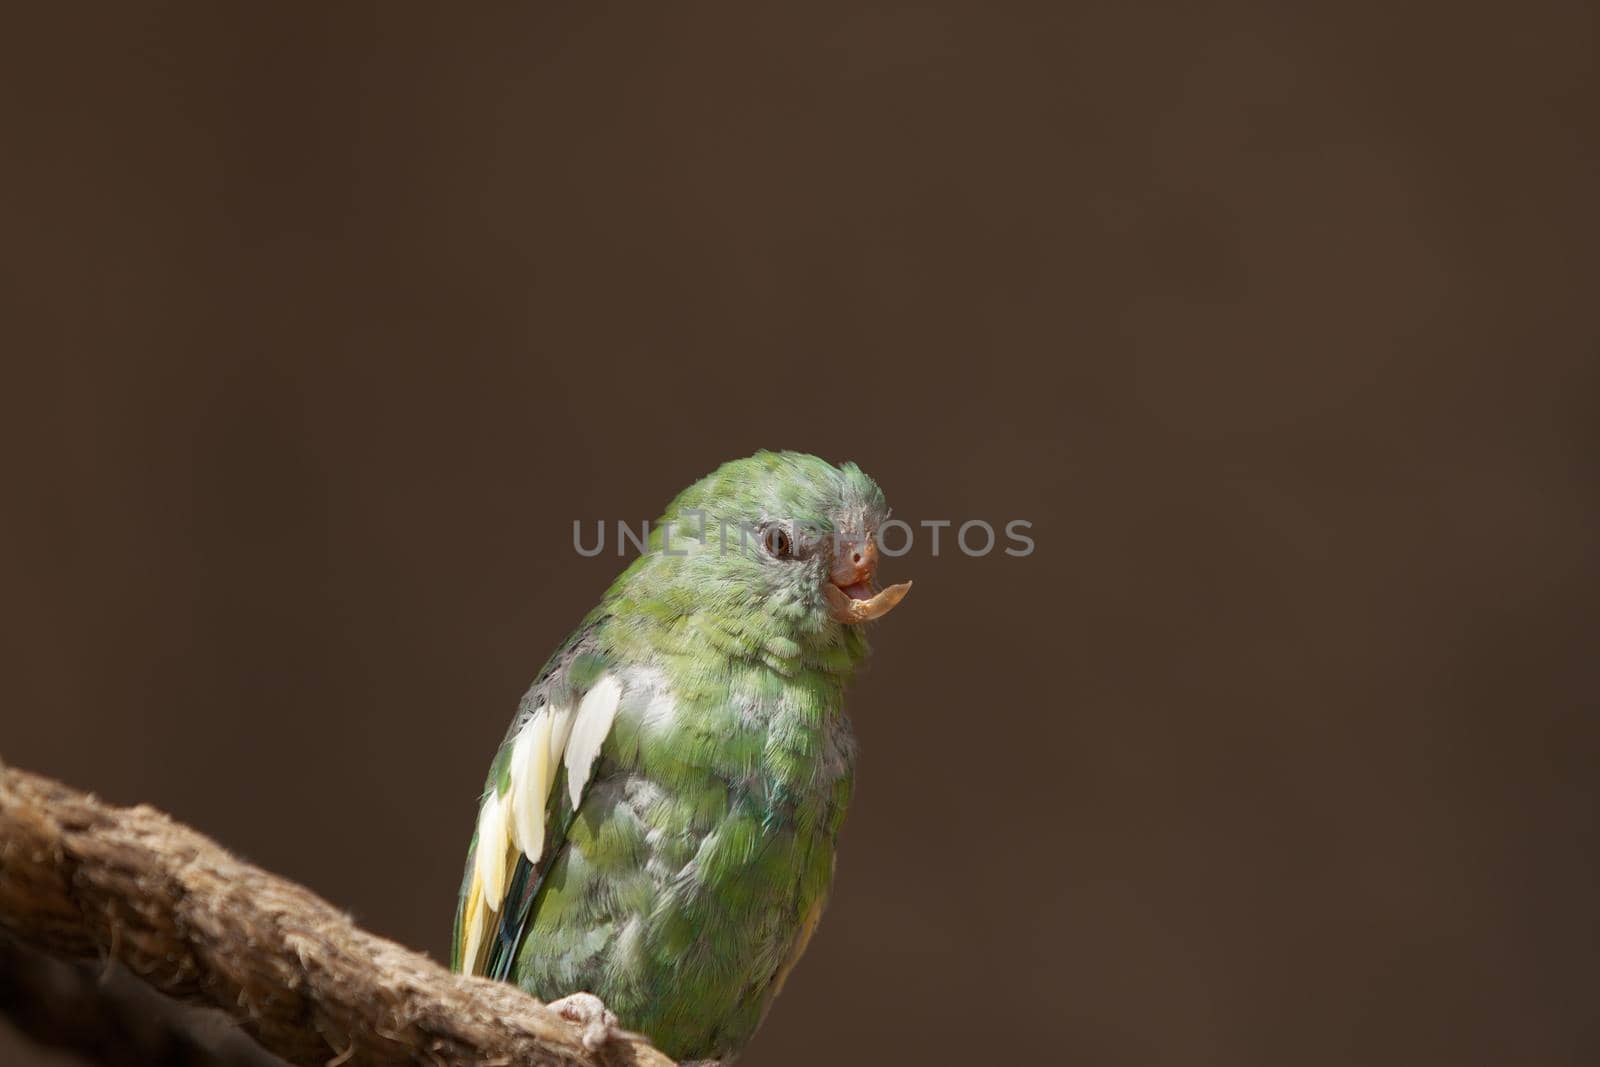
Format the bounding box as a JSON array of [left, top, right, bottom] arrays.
[[547, 991, 621, 1051]]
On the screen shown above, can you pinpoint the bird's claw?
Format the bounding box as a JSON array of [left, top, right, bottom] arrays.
[[548, 991, 621, 1051]]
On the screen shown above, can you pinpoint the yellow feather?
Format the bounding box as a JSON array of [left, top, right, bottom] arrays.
[[460, 872, 488, 974]]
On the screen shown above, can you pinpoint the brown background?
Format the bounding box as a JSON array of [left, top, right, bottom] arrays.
[[2, 3, 1596, 1065]]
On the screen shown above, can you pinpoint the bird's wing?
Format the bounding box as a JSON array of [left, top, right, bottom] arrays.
[[451, 639, 625, 979]]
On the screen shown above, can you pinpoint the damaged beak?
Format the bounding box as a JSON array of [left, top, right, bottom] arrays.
[[824, 579, 913, 623], [825, 535, 912, 624]]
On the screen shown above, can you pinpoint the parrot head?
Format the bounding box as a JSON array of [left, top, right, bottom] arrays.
[[604, 451, 911, 655]]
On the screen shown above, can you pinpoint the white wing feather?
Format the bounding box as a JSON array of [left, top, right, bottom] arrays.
[[472, 675, 623, 908], [462, 672, 624, 973], [473, 792, 509, 907], [564, 675, 624, 808], [507, 708, 554, 860]]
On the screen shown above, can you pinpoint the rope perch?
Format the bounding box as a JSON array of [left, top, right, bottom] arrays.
[[0, 763, 674, 1067]]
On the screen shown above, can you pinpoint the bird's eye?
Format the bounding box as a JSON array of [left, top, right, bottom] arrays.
[[762, 525, 795, 560]]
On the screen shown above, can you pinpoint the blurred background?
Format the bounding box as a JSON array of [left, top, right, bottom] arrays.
[[1, 3, 1595, 1065]]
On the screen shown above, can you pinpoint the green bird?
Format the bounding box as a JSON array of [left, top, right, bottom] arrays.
[[451, 451, 910, 1064]]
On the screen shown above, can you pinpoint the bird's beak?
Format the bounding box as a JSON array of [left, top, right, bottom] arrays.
[[825, 535, 912, 624]]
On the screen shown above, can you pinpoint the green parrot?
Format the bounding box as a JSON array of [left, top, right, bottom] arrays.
[[450, 451, 910, 1064]]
